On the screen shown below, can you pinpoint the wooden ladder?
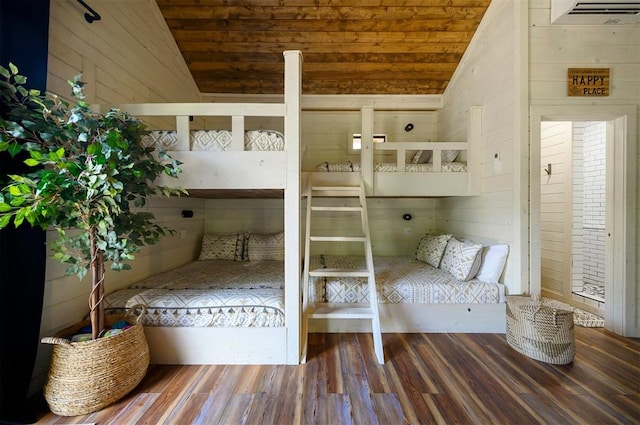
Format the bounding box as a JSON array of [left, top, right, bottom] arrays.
[[301, 178, 384, 364]]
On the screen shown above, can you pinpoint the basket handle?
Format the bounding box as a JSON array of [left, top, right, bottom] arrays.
[[41, 336, 72, 346], [125, 303, 147, 323]]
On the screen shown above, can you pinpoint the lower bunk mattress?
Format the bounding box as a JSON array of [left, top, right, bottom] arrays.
[[104, 260, 285, 327], [308, 255, 505, 304]]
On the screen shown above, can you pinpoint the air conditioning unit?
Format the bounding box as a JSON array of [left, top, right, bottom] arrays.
[[551, 0, 640, 24]]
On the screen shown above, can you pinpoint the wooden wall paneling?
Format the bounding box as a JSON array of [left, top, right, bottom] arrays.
[[436, 1, 520, 294], [48, 0, 199, 104], [529, 0, 639, 331]]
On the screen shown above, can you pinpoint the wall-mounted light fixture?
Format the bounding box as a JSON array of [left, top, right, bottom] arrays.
[[181, 210, 194, 218], [77, 0, 101, 23]]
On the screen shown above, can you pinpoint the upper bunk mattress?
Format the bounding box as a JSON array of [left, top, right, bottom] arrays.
[[141, 129, 284, 152], [104, 260, 285, 327], [308, 255, 504, 304]]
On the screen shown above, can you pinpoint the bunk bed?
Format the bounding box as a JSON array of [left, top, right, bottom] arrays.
[[303, 106, 482, 197], [100, 50, 302, 365], [98, 51, 498, 364]]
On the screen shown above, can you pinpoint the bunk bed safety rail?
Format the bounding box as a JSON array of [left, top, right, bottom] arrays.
[[374, 141, 468, 172], [107, 103, 288, 152]]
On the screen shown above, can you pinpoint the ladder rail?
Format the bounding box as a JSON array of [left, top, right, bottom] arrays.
[[301, 174, 313, 363], [359, 180, 384, 362], [301, 176, 384, 364]]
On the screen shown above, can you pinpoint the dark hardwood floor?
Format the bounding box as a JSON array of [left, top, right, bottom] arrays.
[[37, 327, 640, 424]]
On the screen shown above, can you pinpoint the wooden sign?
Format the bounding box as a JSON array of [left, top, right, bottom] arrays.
[[568, 68, 609, 96]]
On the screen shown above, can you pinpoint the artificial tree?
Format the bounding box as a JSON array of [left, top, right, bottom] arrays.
[[0, 63, 186, 339]]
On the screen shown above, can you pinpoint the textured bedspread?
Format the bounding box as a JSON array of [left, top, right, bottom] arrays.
[[308, 255, 504, 304], [104, 260, 285, 327]]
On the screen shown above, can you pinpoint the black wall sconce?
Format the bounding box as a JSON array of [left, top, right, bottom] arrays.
[[402, 213, 412, 221], [77, 0, 101, 23], [404, 123, 414, 132], [181, 210, 194, 218]]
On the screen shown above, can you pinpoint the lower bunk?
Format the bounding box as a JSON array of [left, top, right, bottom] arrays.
[[306, 236, 509, 334], [104, 232, 294, 365]]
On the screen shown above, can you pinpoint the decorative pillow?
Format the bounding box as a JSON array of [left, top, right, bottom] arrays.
[[475, 244, 509, 283], [441, 149, 459, 163], [198, 233, 240, 261], [248, 232, 285, 261], [242, 232, 251, 261], [415, 234, 452, 267], [411, 149, 432, 164], [440, 238, 484, 281]]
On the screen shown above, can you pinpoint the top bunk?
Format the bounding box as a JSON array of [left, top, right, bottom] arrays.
[[303, 106, 482, 197], [102, 50, 302, 196]]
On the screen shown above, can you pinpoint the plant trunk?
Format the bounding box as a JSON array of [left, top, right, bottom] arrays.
[[89, 229, 105, 339]]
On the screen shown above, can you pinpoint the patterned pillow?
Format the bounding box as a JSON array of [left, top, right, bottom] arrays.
[[198, 233, 241, 261], [248, 232, 285, 261], [415, 234, 452, 267], [440, 238, 483, 281], [242, 232, 251, 261], [411, 150, 432, 164]]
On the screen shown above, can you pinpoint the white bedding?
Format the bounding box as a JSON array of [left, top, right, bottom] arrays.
[[104, 260, 285, 327], [141, 129, 284, 152], [314, 161, 467, 173], [308, 255, 504, 304]]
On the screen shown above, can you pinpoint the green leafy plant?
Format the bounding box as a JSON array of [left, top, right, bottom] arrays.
[[0, 63, 186, 339]]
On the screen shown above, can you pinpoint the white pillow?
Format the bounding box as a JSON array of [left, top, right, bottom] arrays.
[[441, 149, 459, 163], [415, 234, 452, 267], [439, 238, 483, 281], [475, 244, 509, 283]]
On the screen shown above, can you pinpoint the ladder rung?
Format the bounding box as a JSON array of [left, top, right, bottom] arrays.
[[309, 236, 366, 242], [309, 268, 370, 277], [308, 306, 375, 320], [311, 206, 362, 212], [311, 185, 359, 192]]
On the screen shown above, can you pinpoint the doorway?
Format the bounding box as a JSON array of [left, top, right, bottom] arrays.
[[539, 120, 606, 315], [530, 105, 637, 337]]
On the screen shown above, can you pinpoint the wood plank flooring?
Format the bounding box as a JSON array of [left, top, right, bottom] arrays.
[[37, 327, 640, 424]]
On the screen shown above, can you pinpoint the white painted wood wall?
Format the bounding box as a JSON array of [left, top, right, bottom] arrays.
[[35, 0, 203, 392], [539, 121, 573, 301], [301, 110, 438, 171], [203, 198, 442, 258], [529, 0, 640, 334], [436, 0, 523, 295]]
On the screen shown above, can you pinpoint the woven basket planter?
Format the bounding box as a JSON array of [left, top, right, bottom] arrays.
[[505, 295, 575, 365], [41, 305, 149, 416]]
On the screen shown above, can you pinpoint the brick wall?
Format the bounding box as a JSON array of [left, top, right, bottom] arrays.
[[573, 121, 606, 293]]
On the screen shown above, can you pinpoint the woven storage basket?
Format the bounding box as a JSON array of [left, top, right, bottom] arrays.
[[41, 305, 149, 416], [505, 295, 575, 365]]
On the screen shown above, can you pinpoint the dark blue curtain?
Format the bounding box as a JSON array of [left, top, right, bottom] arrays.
[[0, 1, 50, 423]]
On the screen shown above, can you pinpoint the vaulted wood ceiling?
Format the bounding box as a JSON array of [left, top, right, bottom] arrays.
[[156, 0, 491, 95]]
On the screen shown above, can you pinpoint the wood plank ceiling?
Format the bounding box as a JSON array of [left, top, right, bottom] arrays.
[[155, 0, 492, 95]]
